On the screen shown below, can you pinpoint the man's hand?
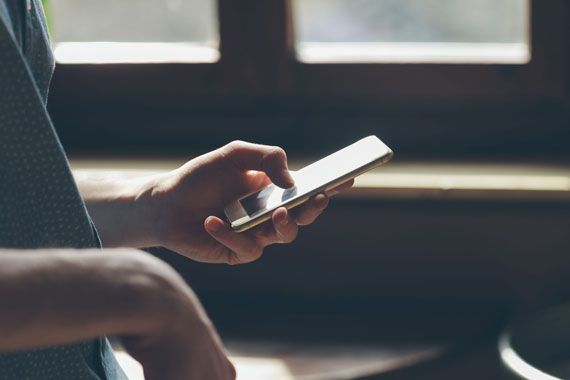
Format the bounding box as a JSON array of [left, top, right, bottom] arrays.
[[147, 141, 353, 264], [78, 141, 353, 264], [115, 253, 236, 380], [0, 249, 235, 380]]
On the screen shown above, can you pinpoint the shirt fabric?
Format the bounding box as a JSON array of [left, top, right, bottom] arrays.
[[0, 0, 127, 378]]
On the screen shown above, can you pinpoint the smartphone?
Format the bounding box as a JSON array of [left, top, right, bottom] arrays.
[[224, 135, 393, 232]]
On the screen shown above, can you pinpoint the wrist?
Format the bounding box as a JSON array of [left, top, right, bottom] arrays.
[[112, 251, 208, 338], [126, 174, 166, 248], [83, 172, 169, 248]]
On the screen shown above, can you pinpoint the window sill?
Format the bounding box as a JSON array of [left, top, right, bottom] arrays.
[[296, 42, 530, 64], [54, 42, 220, 64], [69, 158, 570, 203]]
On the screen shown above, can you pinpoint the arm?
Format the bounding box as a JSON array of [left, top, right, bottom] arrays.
[[74, 171, 162, 248], [0, 249, 235, 380]]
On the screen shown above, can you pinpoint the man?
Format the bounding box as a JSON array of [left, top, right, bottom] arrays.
[[0, 0, 351, 379]]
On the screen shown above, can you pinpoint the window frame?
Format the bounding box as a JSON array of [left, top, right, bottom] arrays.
[[289, 0, 567, 101], [48, 0, 570, 158]]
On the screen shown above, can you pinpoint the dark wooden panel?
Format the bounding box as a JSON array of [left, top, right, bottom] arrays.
[[151, 198, 570, 308], [218, 0, 293, 94], [51, 106, 570, 163]]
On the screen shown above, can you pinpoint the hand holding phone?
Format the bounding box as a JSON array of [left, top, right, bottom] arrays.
[[225, 135, 393, 232]]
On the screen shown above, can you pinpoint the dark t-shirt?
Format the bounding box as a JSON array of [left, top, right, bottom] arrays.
[[0, 0, 126, 378]]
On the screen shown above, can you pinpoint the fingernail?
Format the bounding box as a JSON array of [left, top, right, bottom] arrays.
[[206, 217, 221, 232], [283, 170, 295, 187], [316, 194, 328, 206], [279, 213, 288, 226]]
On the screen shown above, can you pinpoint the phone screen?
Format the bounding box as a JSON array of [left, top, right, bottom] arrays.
[[238, 136, 391, 219], [239, 184, 296, 218]]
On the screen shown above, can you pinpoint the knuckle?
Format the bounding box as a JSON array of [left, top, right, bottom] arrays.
[[255, 246, 264, 259], [278, 224, 298, 243], [308, 213, 320, 225], [286, 227, 299, 243], [226, 251, 241, 266], [295, 211, 312, 225], [225, 140, 247, 152], [249, 246, 264, 262], [269, 146, 287, 161]]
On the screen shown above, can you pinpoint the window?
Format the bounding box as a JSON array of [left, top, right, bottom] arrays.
[[49, 0, 219, 63], [48, 0, 570, 156], [293, 0, 530, 64]]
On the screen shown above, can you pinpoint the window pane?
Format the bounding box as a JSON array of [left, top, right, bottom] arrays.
[[49, 0, 218, 63], [293, 0, 530, 64]]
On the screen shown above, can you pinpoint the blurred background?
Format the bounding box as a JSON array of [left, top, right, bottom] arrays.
[[45, 0, 570, 379], [49, 0, 525, 44]]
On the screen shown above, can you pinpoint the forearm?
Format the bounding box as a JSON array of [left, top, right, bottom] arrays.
[[0, 249, 177, 351], [74, 171, 162, 248]]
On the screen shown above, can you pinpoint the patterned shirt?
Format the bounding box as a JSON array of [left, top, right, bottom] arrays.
[[0, 0, 127, 378]]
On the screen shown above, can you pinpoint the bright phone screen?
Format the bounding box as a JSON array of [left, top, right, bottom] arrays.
[[238, 136, 391, 219]]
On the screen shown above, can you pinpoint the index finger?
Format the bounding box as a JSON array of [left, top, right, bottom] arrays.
[[223, 141, 295, 189]]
